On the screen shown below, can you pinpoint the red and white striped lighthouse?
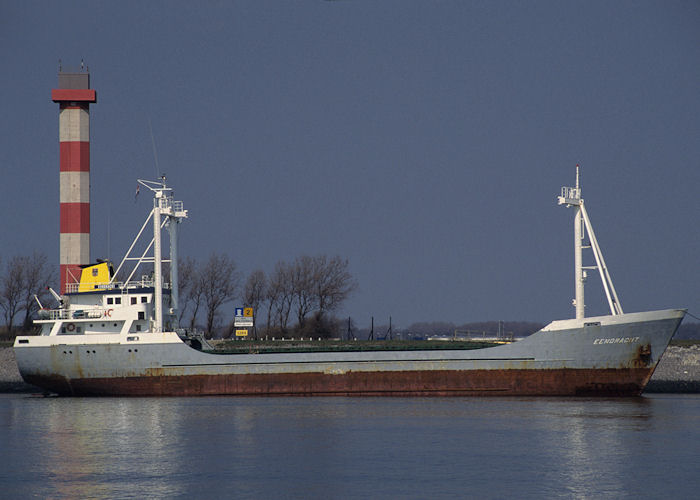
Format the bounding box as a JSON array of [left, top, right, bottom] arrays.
[[52, 68, 97, 293]]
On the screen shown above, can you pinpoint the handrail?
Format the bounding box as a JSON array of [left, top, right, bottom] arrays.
[[65, 280, 171, 294], [560, 186, 581, 200], [38, 307, 107, 321]]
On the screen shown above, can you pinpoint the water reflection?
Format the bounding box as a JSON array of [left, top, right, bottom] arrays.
[[536, 398, 653, 499], [2, 394, 699, 499], [23, 398, 187, 499]]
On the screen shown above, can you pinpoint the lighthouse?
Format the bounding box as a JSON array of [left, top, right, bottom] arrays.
[[52, 65, 97, 293]]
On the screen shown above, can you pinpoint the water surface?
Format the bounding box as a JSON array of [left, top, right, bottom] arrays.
[[1, 394, 699, 499]]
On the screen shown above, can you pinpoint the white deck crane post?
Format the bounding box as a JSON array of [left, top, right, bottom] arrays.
[[558, 165, 623, 319], [112, 177, 188, 333], [168, 209, 180, 329], [153, 185, 164, 331]]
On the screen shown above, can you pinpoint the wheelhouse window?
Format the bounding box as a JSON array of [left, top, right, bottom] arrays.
[[131, 297, 137, 305], [107, 297, 114, 305]]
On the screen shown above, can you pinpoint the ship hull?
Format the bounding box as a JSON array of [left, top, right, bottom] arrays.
[[23, 367, 655, 397], [14, 309, 686, 397]]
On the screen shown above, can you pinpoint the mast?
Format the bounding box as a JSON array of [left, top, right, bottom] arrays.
[[573, 165, 584, 319], [112, 177, 188, 333], [153, 188, 163, 331], [169, 214, 180, 328], [558, 165, 623, 319]]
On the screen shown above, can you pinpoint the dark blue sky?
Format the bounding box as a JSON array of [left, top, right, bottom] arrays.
[[2, 1, 698, 327]]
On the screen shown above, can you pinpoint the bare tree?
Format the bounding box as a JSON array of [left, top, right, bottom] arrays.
[[264, 274, 281, 334], [1, 256, 25, 335], [244, 269, 267, 313], [243, 269, 267, 338], [268, 261, 294, 334], [259, 255, 357, 336], [314, 255, 357, 317], [188, 273, 206, 332], [20, 252, 56, 331], [265, 273, 283, 335], [200, 253, 240, 336], [291, 255, 317, 329], [177, 256, 197, 326]]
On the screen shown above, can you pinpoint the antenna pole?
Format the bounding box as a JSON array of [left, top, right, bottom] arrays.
[[169, 214, 179, 328], [574, 165, 584, 319], [153, 191, 163, 332], [149, 118, 160, 178]]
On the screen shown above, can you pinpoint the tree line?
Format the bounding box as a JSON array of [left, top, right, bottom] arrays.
[[177, 254, 357, 338], [0, 251, 356, 339], [0, 252, 55, 337], [243, 255, 357, 338]]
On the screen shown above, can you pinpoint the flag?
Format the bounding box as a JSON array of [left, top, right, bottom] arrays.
[[135, 184, 140, 201]]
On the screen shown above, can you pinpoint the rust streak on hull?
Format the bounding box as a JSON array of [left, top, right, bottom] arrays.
[[24, 368, 655, 397]]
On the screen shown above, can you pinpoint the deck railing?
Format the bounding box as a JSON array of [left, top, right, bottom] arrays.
[[65, 279, 171, 294], [37, 308, 106, 321]]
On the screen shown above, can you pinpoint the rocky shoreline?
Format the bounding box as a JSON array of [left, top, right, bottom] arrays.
[[2, 345, 699, 394], [644, 344, 700, 393], [0, 347, 35, 393]]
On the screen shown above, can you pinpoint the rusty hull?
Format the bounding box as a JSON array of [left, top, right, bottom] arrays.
[[24, 367, 655, 397]]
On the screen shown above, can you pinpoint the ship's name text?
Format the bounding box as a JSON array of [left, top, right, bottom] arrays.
[[593, 337, 640, 345]]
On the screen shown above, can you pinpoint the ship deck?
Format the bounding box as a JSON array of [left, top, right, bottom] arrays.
[[205, 339, 510, 355]]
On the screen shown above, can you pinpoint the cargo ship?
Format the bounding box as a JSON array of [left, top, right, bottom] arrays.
[[14, 171, 685, 396]]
